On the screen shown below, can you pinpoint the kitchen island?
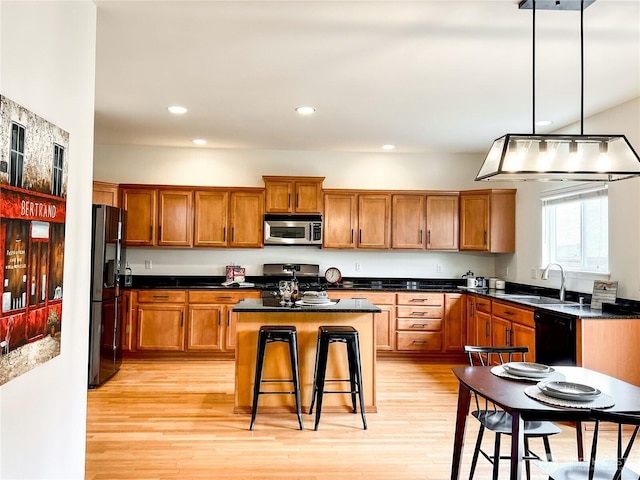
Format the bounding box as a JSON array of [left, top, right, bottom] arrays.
[[232, 298, 381, 414]]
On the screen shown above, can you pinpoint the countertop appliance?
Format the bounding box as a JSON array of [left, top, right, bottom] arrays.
[[534, 309, 577, 366], [264, 214, 322, 246], [89, 204, 126, 388], [261, 263, 321, 297]]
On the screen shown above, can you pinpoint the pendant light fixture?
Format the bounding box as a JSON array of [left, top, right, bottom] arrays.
[[476, 0, 640, 182]]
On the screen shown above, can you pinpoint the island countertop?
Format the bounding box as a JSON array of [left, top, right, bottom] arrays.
[[233, 298, 382, 313]]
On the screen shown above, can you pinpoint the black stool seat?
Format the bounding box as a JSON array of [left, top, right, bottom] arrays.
[[249, 325, 303, 430], [309, 325, 367, 431]]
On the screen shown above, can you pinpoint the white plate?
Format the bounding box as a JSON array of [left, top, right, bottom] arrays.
[[302, 291, 328, 298], [502, 362, 555, 379], [295, 300, 336, 306], [298, 298, 332, 304], [537, 381, 601, 401]]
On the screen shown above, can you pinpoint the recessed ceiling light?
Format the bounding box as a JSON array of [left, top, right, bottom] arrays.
[[382, 144, 396, 151], [536, 120, 553, 126], [167, 105, 188, 114], [295, 106, 316, 115], [192, 139, 207, 145]]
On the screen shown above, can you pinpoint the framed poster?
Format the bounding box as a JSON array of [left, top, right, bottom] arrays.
[[0, 95, 68, 386]]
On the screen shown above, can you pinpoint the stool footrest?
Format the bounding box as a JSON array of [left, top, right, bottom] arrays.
[[322, 390, 360, 394], [258, 391, 298, 395]]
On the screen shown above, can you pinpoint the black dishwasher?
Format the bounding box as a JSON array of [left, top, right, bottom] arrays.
[[534, 309, 577, 366]]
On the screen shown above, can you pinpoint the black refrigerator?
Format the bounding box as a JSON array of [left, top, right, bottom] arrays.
[[89, 204, 126, 388]]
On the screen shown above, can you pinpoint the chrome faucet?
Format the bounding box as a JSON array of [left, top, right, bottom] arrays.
[[542, 263, 566, 301]]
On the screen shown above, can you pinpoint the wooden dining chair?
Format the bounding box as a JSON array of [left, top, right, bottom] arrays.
[[463, 345, 562, 480], [535, 409, 640, 480]]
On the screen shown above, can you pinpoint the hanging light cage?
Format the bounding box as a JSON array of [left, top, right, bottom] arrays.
[[476, 0, 640, 182], [478, 133, 640, 182]]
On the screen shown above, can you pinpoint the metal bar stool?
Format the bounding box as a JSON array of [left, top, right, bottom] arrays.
[[249, 325, 303, 430], [309, 325, 367, 431]]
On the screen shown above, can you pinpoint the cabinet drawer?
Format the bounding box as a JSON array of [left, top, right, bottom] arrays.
[[397, 318, 442, 331], [328, 290, 396, 305], [475, 297, 491, 314], [492, 301, 534, 327], [396, 332, 442, 351], [188, 290, 260, 304], [396, 305, 443, 319], [397, 292, 444, 306], [137, 290, 186, 303]]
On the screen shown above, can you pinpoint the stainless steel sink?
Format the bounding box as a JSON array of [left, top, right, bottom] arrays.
[[498, 294, 573, 305]]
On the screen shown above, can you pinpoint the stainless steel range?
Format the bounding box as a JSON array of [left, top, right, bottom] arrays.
[[261, 263, 322, 298]]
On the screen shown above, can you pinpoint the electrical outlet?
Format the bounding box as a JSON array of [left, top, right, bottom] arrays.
[[530, 268, 537, 279], [436, 264, 443, 273], [144, 260, 152, 270], [506, 266, 510, 277], [355, 262, 361, 272]]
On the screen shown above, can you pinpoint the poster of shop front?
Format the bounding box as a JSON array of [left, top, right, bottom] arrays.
[[0, 95, 68, 386]]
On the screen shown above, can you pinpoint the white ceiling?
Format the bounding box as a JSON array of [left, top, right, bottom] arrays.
[[94, 0, 640, 155]]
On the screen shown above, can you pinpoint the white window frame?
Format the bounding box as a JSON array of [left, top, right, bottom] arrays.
[[541, 184, 610, 278], [9, 121, 25, 188], [52, 143, 64, 197]]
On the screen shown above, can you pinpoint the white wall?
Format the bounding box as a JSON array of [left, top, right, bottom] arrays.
[[0, 2, 96, 478]]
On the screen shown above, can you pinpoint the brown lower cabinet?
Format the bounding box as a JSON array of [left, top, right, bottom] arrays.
[[123, 289, 469, 357], [329, 291, 396, 351], [125, 289, 260, 353], [396, 293, 444, 351], [466, 294, 536, 362], [136, 290, 187, 351]]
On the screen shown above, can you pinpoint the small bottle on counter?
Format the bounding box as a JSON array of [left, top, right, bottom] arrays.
[[124, 263, 133, 287], [290, 278, 299, 304]]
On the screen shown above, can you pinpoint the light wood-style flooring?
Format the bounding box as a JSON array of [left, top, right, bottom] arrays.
[[85, 359, 639, 479]]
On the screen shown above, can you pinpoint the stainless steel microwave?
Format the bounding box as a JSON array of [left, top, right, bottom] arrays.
[[264, 214, 323, 246]]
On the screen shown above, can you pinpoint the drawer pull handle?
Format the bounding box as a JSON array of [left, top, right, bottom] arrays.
[[504, 311, 515, 316], [216, 296, 233, 300], [411, 312, 427, 316], [409, 299, 429, 302], [413, 340, 428, 345], [152, 295, 169, 299], [412, 323, 429, 328]]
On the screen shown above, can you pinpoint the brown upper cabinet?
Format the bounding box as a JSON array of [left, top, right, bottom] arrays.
[[121, 187, 192, 247], [391, 193, 459, 250], [459, 189, 515, 253], [194, 190, 229, 247], [121, 187, 158, 246], [391, 194, 425, 249], [121, 186, 263, 248], [323, 192, 358, 248], [158, 190, 193, 247], [426, 194, 459, 250], [263, 176, 324, 214], [193, 188, 265, 248], [92, 181, 119, 207], [228, 190, 265, 248], [323, 191, 390, 249]]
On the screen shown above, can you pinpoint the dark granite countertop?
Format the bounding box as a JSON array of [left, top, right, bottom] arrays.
[[128, 275, 640, 319], [233, 298, 381, 313], [465, 288, 640, 319]]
